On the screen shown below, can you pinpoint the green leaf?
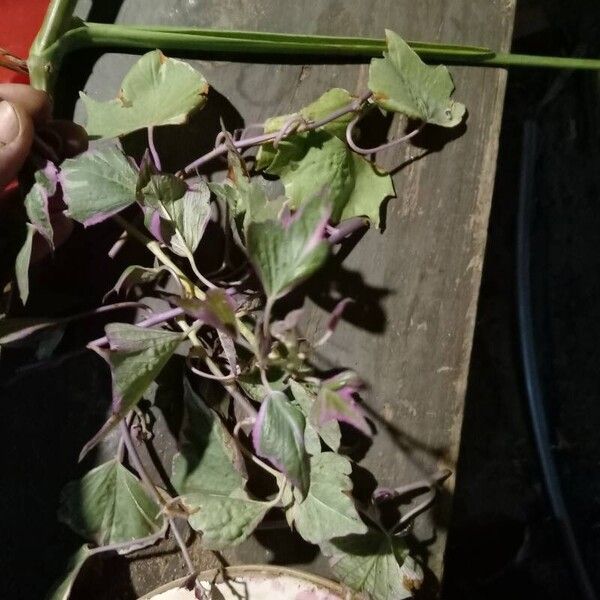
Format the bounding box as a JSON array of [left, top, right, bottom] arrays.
[[46, 545, 92, 600], [24, 161, 59, 247], [238, 369, 287, 402], [288, 452, 366, 544], [15, 223, 35, 305], [176, 288, 237, 336], [321, 529, 423, 599], [185, 490, 271, 550], [58, 460, 165, 546], [142, 174, 211, 257], [252, 390, 310, 494], [369, 29, 466, 128], [61, 147, 138, 226], [209, 151, 286, 238], [81, 50, 209, 139], [290, 380, 341, 452], [81, 325, 182, 458], [264, 131, 393, 227], [256, 88, 354, 171], [101, 323, 182, 413], [246, 194, 329, 302], [172, 379, 271, 549], [107, 264, 171, 298]]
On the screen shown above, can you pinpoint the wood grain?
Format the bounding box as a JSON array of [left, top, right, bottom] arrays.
[[67, 0, 516, 595]]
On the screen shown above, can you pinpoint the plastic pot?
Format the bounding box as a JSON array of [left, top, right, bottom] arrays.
[[139, 564, 352, 600]]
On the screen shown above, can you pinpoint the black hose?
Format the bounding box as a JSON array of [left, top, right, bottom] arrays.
[[516, 119, 596, 600]]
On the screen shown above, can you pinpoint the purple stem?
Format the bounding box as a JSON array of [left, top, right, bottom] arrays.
[[181, 91, 373, 175], [346, 116, 425, 156], [87, 527, 167, 557], [120, 420, 195, 575], [327, 217, 369, 244], [147, 126, 162, 171]]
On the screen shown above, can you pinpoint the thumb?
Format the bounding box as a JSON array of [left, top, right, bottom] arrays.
[[0, 100, 34, 189]]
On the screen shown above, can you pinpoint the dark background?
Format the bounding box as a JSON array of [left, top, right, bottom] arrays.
[[443, 1, 600, 598], [3, 0, 600, 598]]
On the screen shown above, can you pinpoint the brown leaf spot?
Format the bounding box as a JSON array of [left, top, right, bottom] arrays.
[[158, 50, 168, 64], [403, 575, 422, 592], [117, 89, 132, 108]]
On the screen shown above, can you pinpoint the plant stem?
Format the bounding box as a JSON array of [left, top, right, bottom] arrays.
[[181, 93, 372, 174], [345, 117, 425, 155], [89, 307, 185, 348], [111, 214, 199, 298], [87, 528, 167, 558], [119, 420, 195, 575], [147, 126, 162, 171]]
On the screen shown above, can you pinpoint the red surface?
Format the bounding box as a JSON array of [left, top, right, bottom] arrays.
[[0, 1, 50, 83]]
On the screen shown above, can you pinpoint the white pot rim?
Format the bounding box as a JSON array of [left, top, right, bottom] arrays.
[[139, 564, 349, 599]]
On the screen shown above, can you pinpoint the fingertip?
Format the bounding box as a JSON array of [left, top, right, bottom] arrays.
[[0, 83, 52, 123], [0, 100, 34, 189]]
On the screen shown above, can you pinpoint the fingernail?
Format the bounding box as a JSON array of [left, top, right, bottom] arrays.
[[0, 101, 19, 146]]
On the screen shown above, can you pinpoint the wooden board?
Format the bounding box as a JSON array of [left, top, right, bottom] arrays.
[[63, 0, 516, 596]]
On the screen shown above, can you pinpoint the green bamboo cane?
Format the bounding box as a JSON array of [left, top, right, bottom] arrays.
[[27, 0, 600, 92]]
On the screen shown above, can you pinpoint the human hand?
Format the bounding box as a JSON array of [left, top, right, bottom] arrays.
[[0, 83, 88, 252]]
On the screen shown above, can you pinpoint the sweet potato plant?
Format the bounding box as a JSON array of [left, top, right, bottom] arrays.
[[3, 30, 464, 599]]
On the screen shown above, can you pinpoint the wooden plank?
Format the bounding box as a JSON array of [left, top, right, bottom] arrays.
[[65, 0, 515, 596]]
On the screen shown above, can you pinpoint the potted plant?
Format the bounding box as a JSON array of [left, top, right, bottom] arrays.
[[3, 28, 464, 600]]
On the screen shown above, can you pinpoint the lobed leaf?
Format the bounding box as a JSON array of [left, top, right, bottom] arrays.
[[368, 29, 466, 127], [172, 379, 271, 549], [252, 390, 310, 494], [263, 130, 394, 227], [81, 50, 209, 139], [287, 452, 366, 544], [321, 528, 423, 599], [61, 147, 138, 226], [58, 460, 165, 546]]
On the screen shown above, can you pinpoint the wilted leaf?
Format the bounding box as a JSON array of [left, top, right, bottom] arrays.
[[142, 174, 211, 257], [369, 29, 465, 127], [176, 288, 237, 336], [24, 160, 59, 247], [264, 131, 393, 227], [107, 265, 171, 299], [46, 545, 92, 600], [172, 379, 271, 549], [311, 373, 370, 436], [246, 195, 330, 303], [290, 379, 341, 452], [81, 50, 209, 139], [15, 224, 35, 305], [61, 147, 138, 226], [252, 390, 310, 494], [209, 151, 286, 238], [81, 324, 182, 457], [321, 529, 423, 599], [58, 460, 165, 546], [288, 452, 366, 544]]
